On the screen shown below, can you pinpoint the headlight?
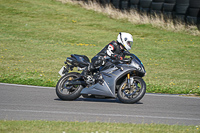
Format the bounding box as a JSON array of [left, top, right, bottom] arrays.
[[132, 62, 141, 70]]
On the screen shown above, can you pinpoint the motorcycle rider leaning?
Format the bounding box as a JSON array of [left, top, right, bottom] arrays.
[[91, 32, 133, 70], [83, 32, 133, 81]]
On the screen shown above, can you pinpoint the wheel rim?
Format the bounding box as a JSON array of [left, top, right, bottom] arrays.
[[120, 80, 142, 99], [59, 76, 79, 95]]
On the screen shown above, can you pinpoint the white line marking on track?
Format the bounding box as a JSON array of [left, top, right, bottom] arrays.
[[146, 93, 200, 99], [1, 109, 200, 121], [1, 83, 199, 99], [0, 83, 54, 89]]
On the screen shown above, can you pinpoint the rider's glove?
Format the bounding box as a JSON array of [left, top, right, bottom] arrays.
[[123, 50, 130, 55], [111, 54, 123, 60]]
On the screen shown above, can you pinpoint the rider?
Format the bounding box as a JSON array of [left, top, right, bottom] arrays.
[[89, 32, 134, 71]]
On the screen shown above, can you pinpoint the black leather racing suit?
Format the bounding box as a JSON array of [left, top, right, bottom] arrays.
[[91, 41, 125, 70]]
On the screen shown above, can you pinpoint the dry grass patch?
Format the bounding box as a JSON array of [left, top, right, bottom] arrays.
[[57, 0, 200, 36]]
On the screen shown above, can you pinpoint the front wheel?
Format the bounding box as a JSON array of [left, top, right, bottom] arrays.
[[56, 72, 83, 100], [117, 77, 146, 104]]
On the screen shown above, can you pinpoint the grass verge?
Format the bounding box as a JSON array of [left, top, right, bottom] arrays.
[[0, 0, 200, 95], [0, 120, 200, 133], [57, 0, 200, 36]]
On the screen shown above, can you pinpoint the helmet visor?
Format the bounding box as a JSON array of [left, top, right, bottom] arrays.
[[127, 41, 133, 48]]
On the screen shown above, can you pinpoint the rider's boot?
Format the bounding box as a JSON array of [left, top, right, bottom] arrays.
[[82, 63, 95, 84]]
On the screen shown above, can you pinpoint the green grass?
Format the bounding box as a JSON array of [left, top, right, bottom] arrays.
[[0, 0, 200, 95], [0, 120, 200, 133]]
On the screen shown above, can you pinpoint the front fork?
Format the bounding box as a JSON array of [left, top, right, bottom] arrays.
[[127, 73, 135, 87], [127, 73, 131, 88], [126, 74, 138, 95]]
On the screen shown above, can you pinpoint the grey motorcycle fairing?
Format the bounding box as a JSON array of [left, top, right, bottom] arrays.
[[80, 65, 135, 98], [80, 81, 115, 98]]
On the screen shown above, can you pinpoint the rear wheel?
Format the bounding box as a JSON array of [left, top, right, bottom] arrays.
[[56, 72, 83, 100], [117, 77, 146, 104]]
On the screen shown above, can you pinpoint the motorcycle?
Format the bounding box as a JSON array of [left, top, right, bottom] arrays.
[[56, 52, 146, 104]]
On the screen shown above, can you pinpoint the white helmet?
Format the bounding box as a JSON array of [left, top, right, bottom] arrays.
[[117, 32, 133, 51]]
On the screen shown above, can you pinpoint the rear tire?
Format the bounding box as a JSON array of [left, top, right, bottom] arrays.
[[117, 77, 146, 104], [56, 72, 83, 100]]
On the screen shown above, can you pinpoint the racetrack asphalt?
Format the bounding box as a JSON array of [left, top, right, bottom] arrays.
[[0, 83, 199, 125]]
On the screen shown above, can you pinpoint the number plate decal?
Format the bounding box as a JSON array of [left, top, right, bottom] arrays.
[[58, 66, 66, 76]]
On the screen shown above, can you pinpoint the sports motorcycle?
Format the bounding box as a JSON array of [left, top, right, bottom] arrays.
[[56, 52, 146, 104]]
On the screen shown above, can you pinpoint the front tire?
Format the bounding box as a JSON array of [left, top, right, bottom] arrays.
[[117, 77, 146, 104], [56, 72, 83, 100]]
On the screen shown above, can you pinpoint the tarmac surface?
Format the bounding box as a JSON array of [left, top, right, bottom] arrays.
[[0, 83, 200, 125]]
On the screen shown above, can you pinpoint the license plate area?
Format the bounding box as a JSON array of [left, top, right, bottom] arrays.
[[58, 66, 66, 76]]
